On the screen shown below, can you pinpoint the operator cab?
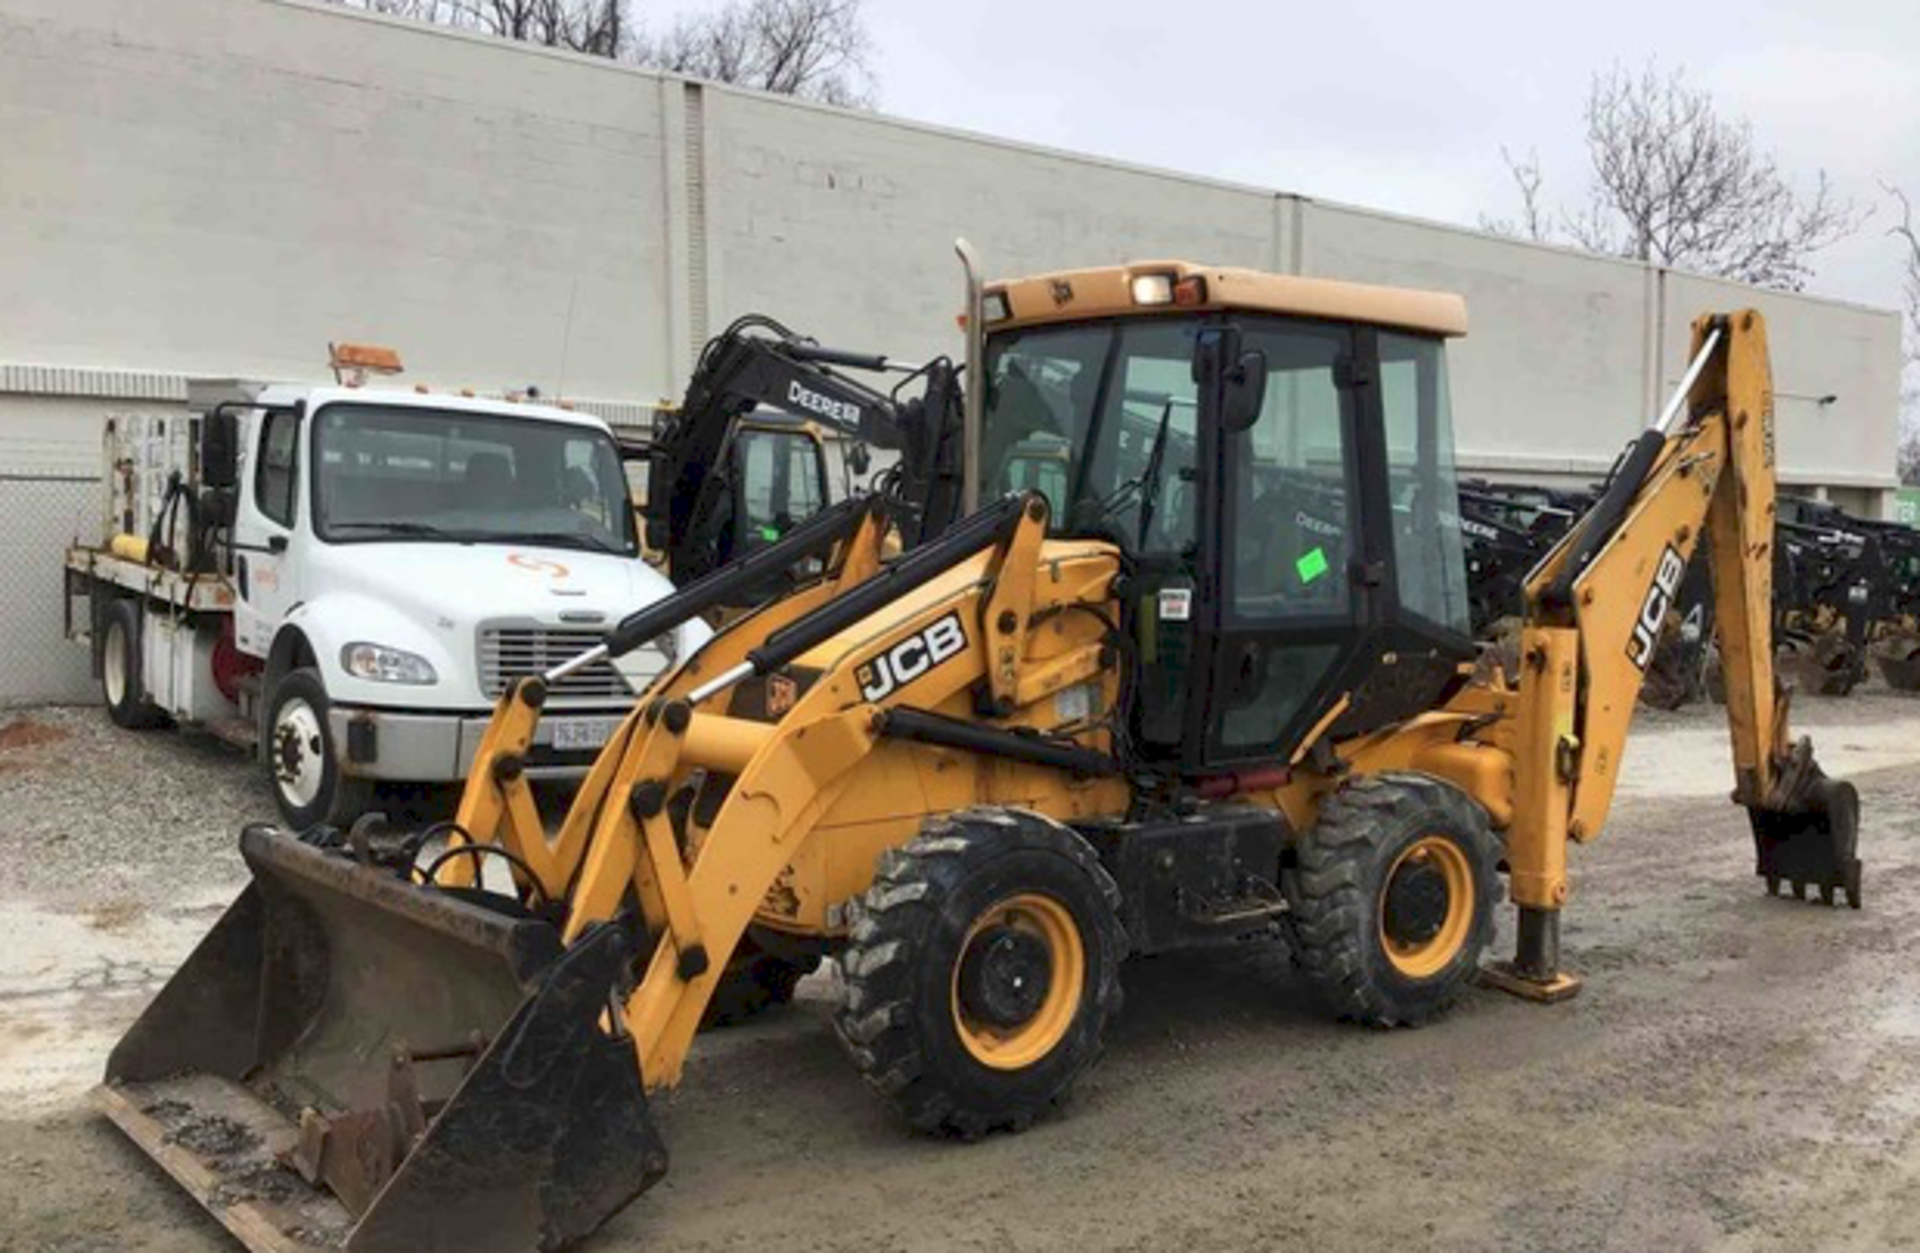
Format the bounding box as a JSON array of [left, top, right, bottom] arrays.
[[977, 263, 1476, 773], [729, 411, 835, 557]]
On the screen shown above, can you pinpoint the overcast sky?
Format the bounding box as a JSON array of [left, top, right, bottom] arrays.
[[654, 0, 1920, 313]]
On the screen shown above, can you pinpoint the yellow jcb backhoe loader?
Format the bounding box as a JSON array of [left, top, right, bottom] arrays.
[[100, 257, 1861, 1252]]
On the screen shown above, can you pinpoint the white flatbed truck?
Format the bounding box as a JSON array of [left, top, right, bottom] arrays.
[[66, 360, 703, 828]]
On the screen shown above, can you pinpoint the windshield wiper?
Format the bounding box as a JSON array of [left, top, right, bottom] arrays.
[[328, 520, 470, 543], [514, 530, 627, 555], [1133, 399, 1178, 547]]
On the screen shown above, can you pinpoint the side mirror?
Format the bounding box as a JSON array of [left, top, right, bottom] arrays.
[[1221, 349, 1268, 432], [846, 441, 872, 477], [200, 410, 239, 489]]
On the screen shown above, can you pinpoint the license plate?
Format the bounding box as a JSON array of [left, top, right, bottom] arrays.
[[548, 716, 620, 752]]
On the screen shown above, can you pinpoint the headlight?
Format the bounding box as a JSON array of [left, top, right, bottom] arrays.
[[1130, 273, 1174, 306], [341, 642, 437, 685]]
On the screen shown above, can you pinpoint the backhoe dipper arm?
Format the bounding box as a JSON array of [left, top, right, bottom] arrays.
[[1490, 310, 1862, 1000]]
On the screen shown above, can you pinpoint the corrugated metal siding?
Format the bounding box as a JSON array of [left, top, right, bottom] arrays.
[[0, 365, 188, 402]]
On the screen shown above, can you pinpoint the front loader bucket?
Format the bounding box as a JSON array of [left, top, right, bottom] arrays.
[[97, 825, 667, 1252], [1749, 744, 1862, 909]]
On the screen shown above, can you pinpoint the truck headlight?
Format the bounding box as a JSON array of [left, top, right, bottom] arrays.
[[341, 642, 438, 685]]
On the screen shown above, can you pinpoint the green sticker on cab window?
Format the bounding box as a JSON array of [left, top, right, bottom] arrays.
[[1296, 546, 1329, 584], [760, 525, 782, 541]]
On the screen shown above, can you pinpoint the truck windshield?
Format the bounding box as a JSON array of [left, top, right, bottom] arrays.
[[311, 404, 638, 555]]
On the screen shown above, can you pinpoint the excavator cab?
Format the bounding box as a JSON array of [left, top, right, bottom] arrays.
[[729, 412, 834, 554], [977, 270, 1475, 770]]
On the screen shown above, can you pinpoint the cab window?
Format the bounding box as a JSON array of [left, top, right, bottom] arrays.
[[1380, 333, 1470, 635], [256, 408, 299, 528]]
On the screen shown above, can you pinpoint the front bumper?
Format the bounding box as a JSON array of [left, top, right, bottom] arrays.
[[328, 703, 627, 782]]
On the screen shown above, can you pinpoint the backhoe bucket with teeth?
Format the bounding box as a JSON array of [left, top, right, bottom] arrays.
[[1749, 743, 1862, 909]]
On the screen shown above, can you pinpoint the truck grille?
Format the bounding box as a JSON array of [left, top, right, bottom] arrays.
[[479, 627, 633, 700]]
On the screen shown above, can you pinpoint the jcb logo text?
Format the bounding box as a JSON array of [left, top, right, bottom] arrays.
[[858, 613, 967, 702], [1627, 545, 1686, 671]]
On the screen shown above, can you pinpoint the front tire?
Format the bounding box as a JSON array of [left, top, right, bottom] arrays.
[[267, 667, 372, 831], [101, 599, 167, 730], [1289, 773, 1500, 1027], [835, 809, 1125, 1138]]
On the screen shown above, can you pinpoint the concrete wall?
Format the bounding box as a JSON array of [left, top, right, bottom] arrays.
[[0, 0, 679, 398], [0, 0, 1906, 702]]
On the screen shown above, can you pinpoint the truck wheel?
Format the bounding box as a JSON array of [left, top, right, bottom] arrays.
[[101, 600, 166, 729], [835, 808, 1125, 1139], [1288, 772, 1500, 1028], [267, 667, 372, 831]]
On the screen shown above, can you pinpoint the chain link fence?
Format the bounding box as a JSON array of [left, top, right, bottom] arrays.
[[0, 474, 101, 706]]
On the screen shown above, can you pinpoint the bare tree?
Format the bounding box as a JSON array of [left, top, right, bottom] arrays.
[[1488, 64, 1859, 291], [642, 0, 874, 106], [1478, 147, 1549, 242], [1889, 185, 1920, 361], [1888, 185, 1920, 485], [322, 0, 875, 104]]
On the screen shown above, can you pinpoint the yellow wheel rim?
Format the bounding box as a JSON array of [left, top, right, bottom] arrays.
[[1377, 835, 1474, 980], [951, 892, 1085, 1071]]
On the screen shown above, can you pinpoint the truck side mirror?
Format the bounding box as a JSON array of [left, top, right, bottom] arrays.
[[1222, 349, 1268, 432], [200, 410, 240, 488]]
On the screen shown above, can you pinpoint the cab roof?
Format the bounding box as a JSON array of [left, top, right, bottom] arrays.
[[986, 260, 1469, 337], [245, 383, 614, 432]]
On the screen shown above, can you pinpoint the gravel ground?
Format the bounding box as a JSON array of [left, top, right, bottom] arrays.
[[6, 690, 1920, 1251], [0, 705, 267, 909]]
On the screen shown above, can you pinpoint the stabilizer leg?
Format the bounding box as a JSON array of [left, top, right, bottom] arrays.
[[1480, 906, 1582, 1003]]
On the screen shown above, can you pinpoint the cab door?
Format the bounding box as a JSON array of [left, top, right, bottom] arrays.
[[229, 404, 304, 656], [1187, 319, 1384, 767], [1188, 322, 1475, 770]]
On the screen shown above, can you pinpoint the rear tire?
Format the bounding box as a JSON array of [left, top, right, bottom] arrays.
[[835, 808, 1125, 1138], [267, 667, 373, 831], [101, 599, 166, 730], [1288, 772, 1500, 1027]]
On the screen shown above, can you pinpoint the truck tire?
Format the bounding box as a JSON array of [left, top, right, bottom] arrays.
[[101, 599, 167, 730], [1287, 772, 1500, 1028], [267, 667, 373, 832], [835, 808, 1125, 1139]]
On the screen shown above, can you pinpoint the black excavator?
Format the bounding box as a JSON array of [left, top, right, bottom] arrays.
[[635, 314, 965, 591]]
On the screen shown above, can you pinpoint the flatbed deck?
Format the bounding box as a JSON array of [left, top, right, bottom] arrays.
[[66, 546, 234, 613]]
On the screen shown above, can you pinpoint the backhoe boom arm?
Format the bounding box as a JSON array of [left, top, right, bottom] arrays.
[[1491, 310, 1862, 997]]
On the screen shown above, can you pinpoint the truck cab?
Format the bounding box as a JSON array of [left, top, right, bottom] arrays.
[[71, 376, 705, 829]]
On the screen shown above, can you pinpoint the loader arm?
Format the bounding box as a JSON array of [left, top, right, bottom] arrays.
[[556, 492, 1091, 1088], [1492, 310, 1861, 998], [436, 494, 895, 898]]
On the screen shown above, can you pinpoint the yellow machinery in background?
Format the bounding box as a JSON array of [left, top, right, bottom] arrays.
[[100, 259, 1859, 1252]]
